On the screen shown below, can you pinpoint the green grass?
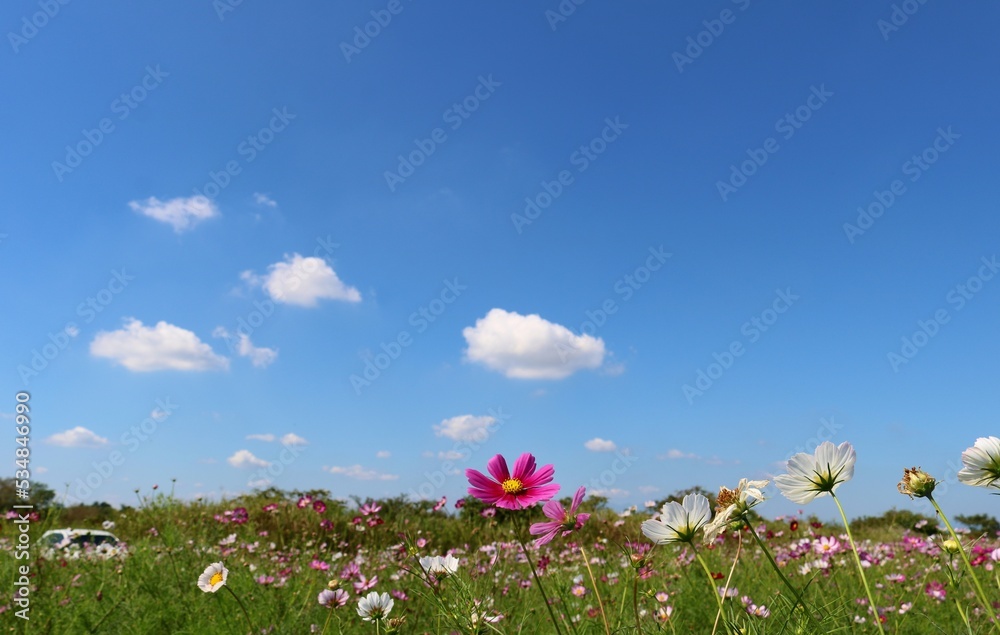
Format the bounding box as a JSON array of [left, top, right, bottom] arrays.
[[2, 490, 998, 634]]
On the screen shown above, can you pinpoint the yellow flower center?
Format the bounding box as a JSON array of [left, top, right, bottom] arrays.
[[501, 478, 525, 495], [210, 572, 224, 587]]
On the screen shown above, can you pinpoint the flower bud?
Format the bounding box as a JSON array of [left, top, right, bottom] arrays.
[[941, 539, 961, 555], [897, 466, 936, 499]]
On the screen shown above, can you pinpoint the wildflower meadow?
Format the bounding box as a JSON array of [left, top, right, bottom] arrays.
[[4, 438, 1000, 634]]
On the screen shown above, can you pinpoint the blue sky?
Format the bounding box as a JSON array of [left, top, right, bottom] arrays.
[[3, 1, 999, 520]]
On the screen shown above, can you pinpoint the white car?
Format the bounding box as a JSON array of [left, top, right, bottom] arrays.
[[40, 528, 125, 560]]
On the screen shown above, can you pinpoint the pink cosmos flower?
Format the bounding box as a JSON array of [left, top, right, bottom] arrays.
[[529, 486, 590, 546], [466, 453, 560, 510], [433, 496, 447, 512], [318, 588, 349, 608], [353, 575, 378, 594], [313, 500, 327, 514], [360, 502, 381, 516]]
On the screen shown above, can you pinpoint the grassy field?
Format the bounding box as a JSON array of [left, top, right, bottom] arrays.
[[2, 486, 999, 634]]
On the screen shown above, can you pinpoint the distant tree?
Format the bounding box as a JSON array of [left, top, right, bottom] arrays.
[[852, 508, 938, 535], [955, 513, 1000, 537], [0, 478, 57, 509]]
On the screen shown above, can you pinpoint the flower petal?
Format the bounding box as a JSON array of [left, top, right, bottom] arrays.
[[486, 454, 510, 483]]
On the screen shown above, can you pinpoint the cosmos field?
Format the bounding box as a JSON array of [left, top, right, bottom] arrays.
[[4, 439, 1000, 634]]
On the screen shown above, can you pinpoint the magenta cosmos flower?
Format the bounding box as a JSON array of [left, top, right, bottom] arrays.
[[466, 453, 560, 510], [530, 486, 590, 546]]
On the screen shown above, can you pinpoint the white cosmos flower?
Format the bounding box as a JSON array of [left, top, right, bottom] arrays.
[[957, 436, 1000, 489], [419, 554, 460, 576], [357, 591, 394, 621], [197, 561, 229, 593], [703, 478, 769, 543], [641, 494, 712, 545], [774, 441, 855, 504]]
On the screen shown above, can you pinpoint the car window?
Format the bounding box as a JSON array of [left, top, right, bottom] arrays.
[[70, 534, 115, 547], [43, 532, 65, 545]]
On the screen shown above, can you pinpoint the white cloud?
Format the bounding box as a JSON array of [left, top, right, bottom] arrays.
[[462, 309, 605, 379], [151, 408, 169, 422], [660, 449, 700, 460], [638, 485, 660, 494], [375, 450, 391, 459], [246, 434, 276, 442], [35, 466, 49, 474], [433, 415, 496, 442], [227, 450, 270, 468], [280, 433, 308, 446], [45, 426, 109, 448], [91, 319, 229, 372], [437, 450, 466, 461], [253, 193, 277, 207], [247, 478, 271, 488], [214, 328, 278, 368], [242, 253, 361, 307], [584, 438, 617, 452], [129, 195, 219, 233], [323, 465, 398, 481]]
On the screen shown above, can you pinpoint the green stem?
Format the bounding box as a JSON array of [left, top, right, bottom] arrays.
[[831, 492, 884, 634], [713, 531, 742, 635], [632, 574, 643, 635], [580, 546, 611, 635], [514, 529, 564, 635], [929, 495, 1000, 632], [224, 584, 256, 634], [694, 548, 732, 635], [745, 519, 818, 620]]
